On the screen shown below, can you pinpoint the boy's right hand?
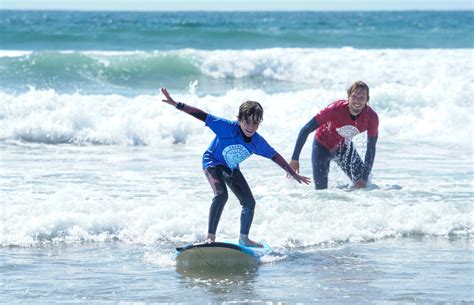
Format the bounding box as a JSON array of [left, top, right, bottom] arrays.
[[295, 174, 311, 185], [161, 88, 177, 107]]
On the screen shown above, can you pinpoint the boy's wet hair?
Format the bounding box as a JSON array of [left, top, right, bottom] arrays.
[[238, 101, 264, 124], [347, 81, 370, 101]]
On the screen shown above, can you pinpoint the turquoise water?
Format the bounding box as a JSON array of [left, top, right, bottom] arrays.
[[2, 237, 472, 303], [1, 11, 473, 50], [1, 11, 473, 94], [1, 10, 473, 303]]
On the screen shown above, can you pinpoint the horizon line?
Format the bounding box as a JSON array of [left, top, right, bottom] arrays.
[[1, 8, 473, 12]]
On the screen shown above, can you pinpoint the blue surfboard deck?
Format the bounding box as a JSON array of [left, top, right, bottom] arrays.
[[175, 241, 272, 271]]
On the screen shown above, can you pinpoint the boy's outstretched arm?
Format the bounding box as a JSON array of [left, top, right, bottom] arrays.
[[161, 88, 207, 122], [272, 153, 311, 185]]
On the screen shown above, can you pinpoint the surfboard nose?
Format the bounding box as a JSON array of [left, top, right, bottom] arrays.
[[175, 241, 272, 273]]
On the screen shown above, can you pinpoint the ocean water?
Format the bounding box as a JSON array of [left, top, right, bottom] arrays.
[[1, 10, 473, 303]]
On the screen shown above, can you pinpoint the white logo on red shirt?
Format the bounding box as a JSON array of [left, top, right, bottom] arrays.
[[336, 125, 360, 144]]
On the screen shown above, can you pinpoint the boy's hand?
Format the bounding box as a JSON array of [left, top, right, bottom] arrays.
[[294, 174, 311, 185], [161, 88, 177, 106]]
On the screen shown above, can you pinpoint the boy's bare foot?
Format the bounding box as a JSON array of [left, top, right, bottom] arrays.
[[239, 234, 263, 248]]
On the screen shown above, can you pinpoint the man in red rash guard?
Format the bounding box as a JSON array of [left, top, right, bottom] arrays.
[[289, 81, 379, 189]]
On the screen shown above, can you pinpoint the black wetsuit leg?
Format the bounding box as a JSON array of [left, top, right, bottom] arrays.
[[223, 168, 256, 235], [311, 140, 332, 189], [204, 166, 229, 235], [334, 142, 365, 182], [204, 166, 256, 235]]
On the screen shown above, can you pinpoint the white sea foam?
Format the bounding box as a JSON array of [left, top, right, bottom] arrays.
[[1, 78, 472, 148], [0, 50, 33, 57], [188, 48, 472, 86], [50, 48, 474, 87], [1, 49, 472, 147], [1, 48, 472, 247], [1, 139, 472, 247]]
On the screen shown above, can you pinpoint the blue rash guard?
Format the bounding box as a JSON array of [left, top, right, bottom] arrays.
[[174, 102, 302, 237], [201, 114, 277, 236], [203, 114, 277, 170], [176, 103, 301, 235]]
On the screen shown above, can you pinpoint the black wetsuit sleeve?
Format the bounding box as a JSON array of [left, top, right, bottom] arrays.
[[176, 102, 207, 122], [291, 118, 319, 161], [361, 135, 378, 181]]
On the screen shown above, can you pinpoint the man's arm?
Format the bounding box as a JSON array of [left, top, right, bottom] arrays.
[[161, 88, 207, 122], [356, 135, 378, 188]]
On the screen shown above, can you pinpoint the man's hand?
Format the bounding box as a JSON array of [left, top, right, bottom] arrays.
[[354, 179, 367, 189], [287, 159, 300, 178], [285, 159, 310, 184]]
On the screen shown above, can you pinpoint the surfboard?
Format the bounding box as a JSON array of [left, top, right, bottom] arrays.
[[175, 241, 272, 271]]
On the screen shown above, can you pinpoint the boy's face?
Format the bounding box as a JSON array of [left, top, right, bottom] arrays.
[[239, 117, 260, 137]]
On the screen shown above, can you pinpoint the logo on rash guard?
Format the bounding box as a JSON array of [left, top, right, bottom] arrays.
[[336, 125, 360, 144], [222, 145, 251, 169]]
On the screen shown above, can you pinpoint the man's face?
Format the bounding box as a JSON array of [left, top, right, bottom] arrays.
[[348, 87, 369, 115]]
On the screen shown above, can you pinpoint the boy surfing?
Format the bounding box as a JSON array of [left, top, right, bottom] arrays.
[[161, 88, 310, 247]]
